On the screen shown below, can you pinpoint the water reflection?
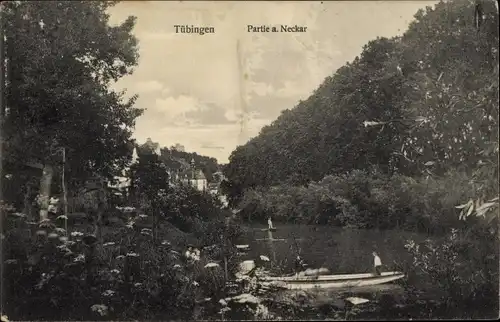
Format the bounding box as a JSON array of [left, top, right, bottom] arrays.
[[239, 224, 425, 275]]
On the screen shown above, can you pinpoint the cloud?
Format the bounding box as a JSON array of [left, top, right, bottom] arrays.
[[201, 144, 226, 150], [135, 80, 164, 93], [248, 82, 275, 97], [154, 95, 201, 126], [138, 31, 176, 41], [275, 81, 309, 99], [185, 103, 234, 125], [153, 95, 234, 126]]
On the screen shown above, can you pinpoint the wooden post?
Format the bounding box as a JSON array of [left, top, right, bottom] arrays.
[[0, 3, 6, 312], [23, 184, 30, 219], [38, 164, 54, 221], [224, 256, 228, 282], [0, 2, 4, 206], [62, 148, 68, 236], [267, 230, 276, 268], [223, 215, 229, 283]]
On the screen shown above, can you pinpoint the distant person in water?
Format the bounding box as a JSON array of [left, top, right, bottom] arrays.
[[373, 251, 382, 275], [268, 217, 274, 229]]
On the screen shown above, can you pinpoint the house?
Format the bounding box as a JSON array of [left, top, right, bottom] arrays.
[[189, 169, 208, 191], [180, 159, 208, 192]]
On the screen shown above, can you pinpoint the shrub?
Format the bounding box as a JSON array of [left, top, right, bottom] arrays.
[[236, 168, 480, 235], [404, 226, 498, 317], [2, 212, 237, 321]]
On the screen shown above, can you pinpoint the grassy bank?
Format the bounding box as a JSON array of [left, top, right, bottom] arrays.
[[2, 205, 243, 321]]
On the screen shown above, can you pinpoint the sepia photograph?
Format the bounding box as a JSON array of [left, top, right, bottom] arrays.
[[0, 0, 498, 320]]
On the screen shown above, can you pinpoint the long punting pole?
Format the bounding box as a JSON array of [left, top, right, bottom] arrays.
[[0, 2, 6, 312], [62, 148, 68, 236]]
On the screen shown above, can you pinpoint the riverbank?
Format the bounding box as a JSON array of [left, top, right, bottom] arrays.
[[228, 223, 498, 320], [2, 207, 239, 321]]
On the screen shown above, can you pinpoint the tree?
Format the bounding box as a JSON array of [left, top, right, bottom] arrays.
[[223, 0, 499, 209], [2, 1, 143, 220], [159, 147, 220, 183], [130, 146, 170, 241], [394, 0, 498, 176]]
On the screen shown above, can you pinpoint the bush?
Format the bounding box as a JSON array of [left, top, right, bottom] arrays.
[[2, 212, 238, 321], [236, 169, 479, 235], [404, 226, 498, 317]]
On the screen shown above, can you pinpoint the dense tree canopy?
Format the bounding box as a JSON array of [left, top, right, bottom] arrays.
[[160, 148, 220, 182], [2, 1, 142, 189], [222, 0, 499, 207], [135, 138, 220, 182]]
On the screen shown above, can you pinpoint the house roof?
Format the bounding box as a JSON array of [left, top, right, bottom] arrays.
[[194, 169, 206, 180], [179, 168, 206, 180]]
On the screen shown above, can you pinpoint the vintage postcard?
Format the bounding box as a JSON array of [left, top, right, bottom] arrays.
[[0, 0, 498, 321]]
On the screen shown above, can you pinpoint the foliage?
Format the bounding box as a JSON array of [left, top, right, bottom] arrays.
[[2, 0, 142, 189], [130, 140, 228, 234], [222, 0, 499, 207], [2, 212, 240, 321], [194, 218, 243, 275], [129, 147, 169, 209], [160, 183, 224, 232], [136, 138, 221, 183], [160, 147, 220, 183], [236, 169, 481, 234], [404, 225, 498, 314], [130, 150, 169, 195]]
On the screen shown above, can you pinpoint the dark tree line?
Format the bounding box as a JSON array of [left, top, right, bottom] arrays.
[[160, 147, 220, 182]]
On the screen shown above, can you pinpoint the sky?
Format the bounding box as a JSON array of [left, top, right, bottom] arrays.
[[109, 1, 438, 164]]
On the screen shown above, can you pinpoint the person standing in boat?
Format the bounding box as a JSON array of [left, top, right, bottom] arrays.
[[294, 255, 306, 277], [373, 251, 382, 275]]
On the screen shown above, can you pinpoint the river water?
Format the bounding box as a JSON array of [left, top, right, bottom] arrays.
[[213, 224, 496, 320], [237, 224, 426, 274], [226, 224, 440, 319]]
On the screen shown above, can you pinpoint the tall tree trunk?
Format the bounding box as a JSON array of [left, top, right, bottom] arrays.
[[94, 189, 106, 246], [152, 209, 157, 243], [95, 206, 103, 245], [38, 164, 54, 221], [23, 183, 32, 220]]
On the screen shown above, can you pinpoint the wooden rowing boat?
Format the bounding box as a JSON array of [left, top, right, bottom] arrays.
[[259, 271, 405, 290]]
